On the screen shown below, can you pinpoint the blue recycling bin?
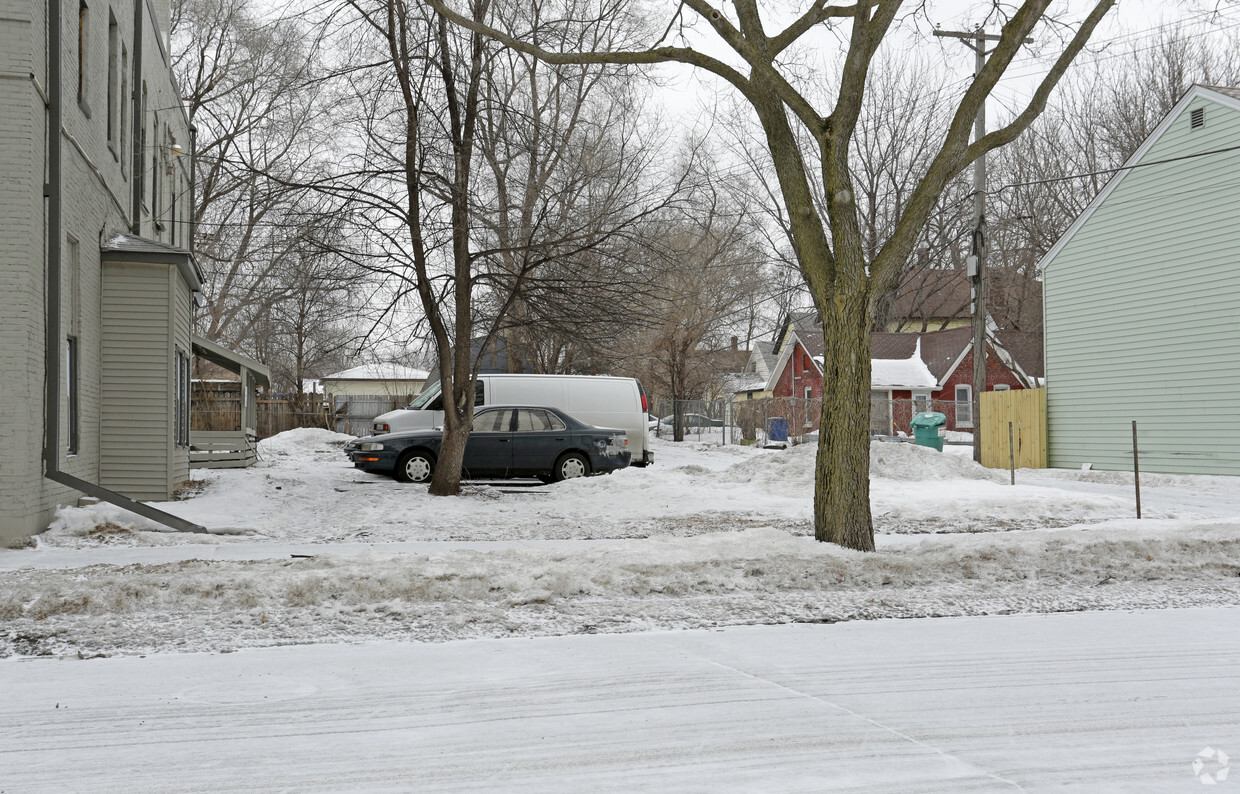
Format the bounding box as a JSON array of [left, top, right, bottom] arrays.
[[766, 417, 789, 444]]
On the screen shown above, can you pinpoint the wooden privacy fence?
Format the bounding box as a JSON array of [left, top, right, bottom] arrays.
[[980, 387, 1047, 469]]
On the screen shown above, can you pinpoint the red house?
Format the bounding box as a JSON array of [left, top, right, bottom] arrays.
[[767, 323, 1039, 434]]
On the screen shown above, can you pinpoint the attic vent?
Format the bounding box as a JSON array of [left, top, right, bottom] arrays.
[[1191, 107, 1205, 129]]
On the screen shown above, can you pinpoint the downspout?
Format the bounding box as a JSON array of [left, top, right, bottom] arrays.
[[42, 0, 205, 534]]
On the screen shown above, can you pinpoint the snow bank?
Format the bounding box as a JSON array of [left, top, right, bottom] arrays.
[[258, 427, 354, 457], [4, 523, 1238, 656]]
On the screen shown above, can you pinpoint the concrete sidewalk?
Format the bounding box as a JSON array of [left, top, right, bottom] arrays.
[[3, 608, 1237, 791]]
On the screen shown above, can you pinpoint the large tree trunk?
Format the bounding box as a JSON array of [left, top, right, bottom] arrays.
[[813, 284, 875, 551]]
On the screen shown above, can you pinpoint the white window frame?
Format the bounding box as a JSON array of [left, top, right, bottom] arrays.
[[955, 384, 973, 428], [912, 391, 931, 414], [993, 384, 1011, 392]]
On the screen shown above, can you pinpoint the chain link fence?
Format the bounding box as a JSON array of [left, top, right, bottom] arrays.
[[653, 395, 974, 446]]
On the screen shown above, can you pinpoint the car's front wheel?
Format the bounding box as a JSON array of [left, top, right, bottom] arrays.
[[394, 449, 435, 484], [552, 452, 590, 482]]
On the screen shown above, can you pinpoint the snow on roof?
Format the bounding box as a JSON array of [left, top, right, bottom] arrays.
[[322, 363, 430, 382], [727, 374, 768, 393], [871, 339, 938, 389]]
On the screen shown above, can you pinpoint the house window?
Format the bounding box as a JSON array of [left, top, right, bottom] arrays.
[[107, 10, 118, 145], [175, 349, 190, 446], [152, 122, 160, 232], [119, 45, 128, 175], [77, 0, 90, 114], [993, 384, 1010, 392], [912, 391, 930, 413], [66, 337, 80, 454], [139, 83, 147, 205], [955, 384, 973, 427]]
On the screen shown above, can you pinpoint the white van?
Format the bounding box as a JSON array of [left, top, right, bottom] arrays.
[[370, 374, 653, 466]]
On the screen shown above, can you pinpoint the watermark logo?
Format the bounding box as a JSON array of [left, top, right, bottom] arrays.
[[1193, 747, 1230, 785]]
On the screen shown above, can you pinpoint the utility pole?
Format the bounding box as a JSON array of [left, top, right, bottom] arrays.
[[934, 26, 1004, 463]]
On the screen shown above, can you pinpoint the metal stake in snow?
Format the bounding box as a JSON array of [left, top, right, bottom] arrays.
[[1132, 420, 1142, 519], [1008, 421, 1015, 485]]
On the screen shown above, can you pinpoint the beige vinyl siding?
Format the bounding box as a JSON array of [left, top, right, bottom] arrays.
[[100, 261, 174, 498], [1043, 93, 1240, 475]]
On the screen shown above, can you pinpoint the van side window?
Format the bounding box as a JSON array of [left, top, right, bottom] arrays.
[[476, 380, 485, 406]]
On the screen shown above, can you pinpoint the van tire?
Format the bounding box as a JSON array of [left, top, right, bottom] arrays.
[[394, 449, 436, 484], [552, 452, 590, 482]]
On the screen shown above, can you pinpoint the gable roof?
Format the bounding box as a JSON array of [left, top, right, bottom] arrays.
[[792, 325, 1034, 390], [772, 310, 821, 357], [763, 333, 823, 393], [881, 268, 971, 327], [745, 340, 777, 381], [1037, 84, 1240, 274], [993, 330, 1043, 380], [322, 363, 429, 382]]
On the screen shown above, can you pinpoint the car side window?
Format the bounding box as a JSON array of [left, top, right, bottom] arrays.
[[516, 409, 562, 432], [475, 380, 485, 406], [471, 409, 511, 433]]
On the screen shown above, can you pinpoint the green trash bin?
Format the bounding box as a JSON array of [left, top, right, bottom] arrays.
[[910, 411, 947, 452]]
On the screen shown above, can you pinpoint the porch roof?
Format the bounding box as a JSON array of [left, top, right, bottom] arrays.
[[192, 336, 271, 389]]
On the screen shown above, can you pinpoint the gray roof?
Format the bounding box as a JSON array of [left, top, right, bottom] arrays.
[[1202, 85, 1240, 101], [101, 233, 203, 291], [192, 335, 271, 389]]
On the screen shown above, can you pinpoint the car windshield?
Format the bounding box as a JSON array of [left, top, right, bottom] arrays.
[[407, 381, 441, 409]]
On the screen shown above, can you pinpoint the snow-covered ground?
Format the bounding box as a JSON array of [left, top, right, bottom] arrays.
[[4, 608, 1238, 791], [2, 430, 1238, 657]]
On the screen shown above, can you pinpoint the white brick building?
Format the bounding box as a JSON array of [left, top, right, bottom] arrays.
[[0, 0, 251, 544]]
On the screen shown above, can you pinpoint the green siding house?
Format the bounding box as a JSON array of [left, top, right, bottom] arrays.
[[1039, 85, 1240, 476]]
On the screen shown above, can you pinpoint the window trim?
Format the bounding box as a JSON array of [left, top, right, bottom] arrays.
[[954, 384, 973, 428], [66, 336, 80, 454], [77, 0, 92, 116]]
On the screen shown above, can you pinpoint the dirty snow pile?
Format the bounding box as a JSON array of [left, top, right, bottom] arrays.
[[2, 430, 1238, 657]]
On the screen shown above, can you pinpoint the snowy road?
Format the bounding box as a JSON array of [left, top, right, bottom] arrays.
[[3, 608, 1237, 792]]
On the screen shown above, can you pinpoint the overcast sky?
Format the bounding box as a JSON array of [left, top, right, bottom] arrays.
[[651, 0, 1240, 131]]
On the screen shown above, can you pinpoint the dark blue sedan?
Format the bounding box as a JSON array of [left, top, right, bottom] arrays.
[[347, 405, 632, 483]]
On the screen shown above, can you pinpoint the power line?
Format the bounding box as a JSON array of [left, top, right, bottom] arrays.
[[987, 141, 1240, 196]]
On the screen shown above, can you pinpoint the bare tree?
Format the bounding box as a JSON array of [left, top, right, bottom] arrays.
[[172, 0, 369, 390], [318, 0, 678, 495], [624, 184, 768, 439], [434, 0, 1116, 550]]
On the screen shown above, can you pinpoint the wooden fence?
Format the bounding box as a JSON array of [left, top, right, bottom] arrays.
[[192, 392, 334, 438], [193, 390, 408, 438], [980, 387, 1047, 469]]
